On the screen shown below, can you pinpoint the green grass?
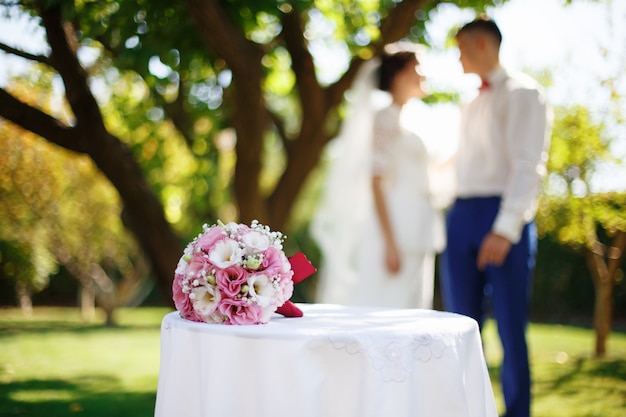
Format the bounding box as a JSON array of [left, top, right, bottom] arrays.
[[482, 320, 626, 417], [1, 307, 626, 417], [0, 307, 171, 417]]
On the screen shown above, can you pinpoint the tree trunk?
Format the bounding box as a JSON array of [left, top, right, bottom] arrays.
[[586, 231, 626, 357], [0, 3, 182, 303], [183, 0, 431, 231], [80, 285, 96, 323], [1, 0, 437, 304], [16, 281, 33, 317]]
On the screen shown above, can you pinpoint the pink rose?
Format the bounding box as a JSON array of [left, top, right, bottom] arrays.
[[172, 275, 203, 323], [278, 273, 295, 302], [215, 266, 248, 298], [186, 252, 212, 279], [218, 298, 264, 325], [261, 246, 287, 277], [196, 226, 227, 252]]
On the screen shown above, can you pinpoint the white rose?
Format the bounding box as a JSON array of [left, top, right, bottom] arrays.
[[175, 258, 188, 275], [192, 285, 221, 317], [242, 230, 270, 253], [209, 238, 244, 268], [247, 274, 274, 307]]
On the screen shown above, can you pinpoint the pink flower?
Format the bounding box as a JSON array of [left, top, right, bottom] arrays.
[[278, 274, 295, 302], [186, 252, 213, 279], [196, 226, 227, 252], [172, 276, 203, 323], [172, 220, 310, 325], [261, 246, 287, 277], [215, 266, 248, 298], [218, 298, 264, 325]]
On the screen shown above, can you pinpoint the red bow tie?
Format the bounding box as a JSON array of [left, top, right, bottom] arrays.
[[479, 79, 490, 92]]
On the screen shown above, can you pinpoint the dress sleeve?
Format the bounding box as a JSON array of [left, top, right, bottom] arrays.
[[371, 108, 397, 176]]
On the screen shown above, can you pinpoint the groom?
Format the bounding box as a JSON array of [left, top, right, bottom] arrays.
[[440, 17, 551, 417]]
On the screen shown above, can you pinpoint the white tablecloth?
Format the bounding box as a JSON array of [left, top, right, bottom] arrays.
[[154, 304, 497, 417]]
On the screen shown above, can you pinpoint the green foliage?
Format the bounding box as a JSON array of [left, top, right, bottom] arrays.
[[537, 105, 625, 249], [0, 71, 140, 298], [0, 240, 55, 295], [1, 0, 514, 300], [532, 235, 599, 318]]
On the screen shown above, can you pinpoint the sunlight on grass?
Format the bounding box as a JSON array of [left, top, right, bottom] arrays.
[[0, 307, 171, 417], [10, 389, 75, 402], [482, 320, 626, 417], [1, 307, 625, 417]]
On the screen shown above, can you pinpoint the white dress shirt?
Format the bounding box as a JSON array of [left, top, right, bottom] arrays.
[[455, 66, 551, 243]]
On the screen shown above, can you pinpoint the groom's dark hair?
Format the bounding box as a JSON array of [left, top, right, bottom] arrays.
[[378, 51, 417, 92], [457, 16, 502, 47]]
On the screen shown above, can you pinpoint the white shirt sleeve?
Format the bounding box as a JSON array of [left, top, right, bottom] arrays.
[[455, 68, 551, 243], [493, 85, 551, 243]]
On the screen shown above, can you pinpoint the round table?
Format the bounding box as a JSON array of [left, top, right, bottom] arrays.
[[154, 304, 497, 417]]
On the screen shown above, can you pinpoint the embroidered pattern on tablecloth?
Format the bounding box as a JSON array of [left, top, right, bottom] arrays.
[[327, 330, 457, 382]]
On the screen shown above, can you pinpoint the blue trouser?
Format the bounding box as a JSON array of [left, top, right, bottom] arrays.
[[440, 197, 536, 417]]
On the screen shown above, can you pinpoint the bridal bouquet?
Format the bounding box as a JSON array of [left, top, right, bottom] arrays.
[[173, 220, 314, 325]]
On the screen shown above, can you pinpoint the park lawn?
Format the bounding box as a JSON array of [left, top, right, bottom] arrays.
[[483, 319, 626, 417], [0, 307, 625, 417], [0, 307, 171, 417]]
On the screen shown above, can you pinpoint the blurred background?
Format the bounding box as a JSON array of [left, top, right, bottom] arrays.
[[2, 0, 625, 331], [1, 1, 625, 415]]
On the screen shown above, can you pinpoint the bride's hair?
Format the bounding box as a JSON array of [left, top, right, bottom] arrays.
[[377, 51, 417, 92]]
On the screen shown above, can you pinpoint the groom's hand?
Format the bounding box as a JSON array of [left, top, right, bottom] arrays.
[[477, 232, 512, 270]]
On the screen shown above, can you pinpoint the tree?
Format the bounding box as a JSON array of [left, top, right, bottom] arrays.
[[0, 2, 182, 301], [0, 0, 503, 302], [0, 75, 150, 324], [537, 105, 626, 357]]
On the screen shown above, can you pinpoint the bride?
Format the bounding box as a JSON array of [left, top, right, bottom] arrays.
[[312, 46, 450, 309]]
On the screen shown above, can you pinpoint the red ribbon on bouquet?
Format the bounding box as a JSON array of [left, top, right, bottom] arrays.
[[275, 252, 316, 318]]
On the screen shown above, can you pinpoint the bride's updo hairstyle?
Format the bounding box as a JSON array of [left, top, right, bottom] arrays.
[[377, 51, 417, 92]]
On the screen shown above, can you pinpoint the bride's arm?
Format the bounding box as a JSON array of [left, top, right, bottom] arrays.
[[372, 175, 401, 274]]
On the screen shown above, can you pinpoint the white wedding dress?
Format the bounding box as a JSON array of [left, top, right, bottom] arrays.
[[352, 104, 444, 308], [312, 61, 447, 309]]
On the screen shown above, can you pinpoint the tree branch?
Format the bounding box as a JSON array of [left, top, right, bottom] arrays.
[[327, 0, 431, 120], [162, 78, 195, 148], [183, 0, 263, 77], [0, 41, 52, 66], [280, 8, 324, 116], [267, 108, 289, 147], [40, 4, 106, 142], [0, 87, 86, 153], [183, 0, 268, 223], [379, 0, 431, 49]]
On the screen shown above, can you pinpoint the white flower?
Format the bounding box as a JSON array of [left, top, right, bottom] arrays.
[[192, 285, 221, 316], [242, 230, 270, 253], [221, 221, 240, 236], [203, 311, 226, 324], [247, 274, 274, 307], [209, 238, 244, 268], [175, 258, 188, 275], [181, 244, 194, 262], [259, 306, 275, 324]]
